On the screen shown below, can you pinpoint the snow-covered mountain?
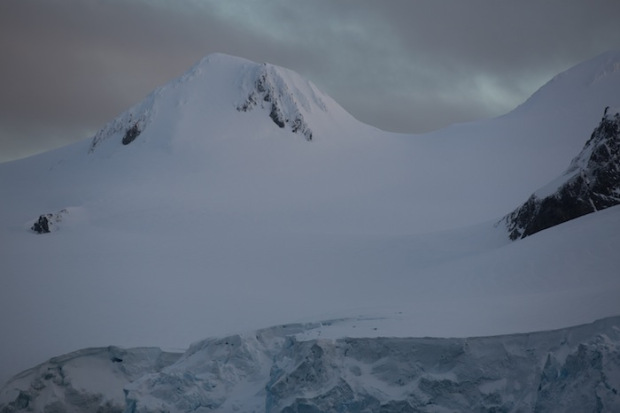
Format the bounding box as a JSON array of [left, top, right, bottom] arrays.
[[1, 50, 620, 405]]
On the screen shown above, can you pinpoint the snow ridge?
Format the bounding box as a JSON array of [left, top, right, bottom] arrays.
[[88, 95, 156, 152], [511, 50, 620, 115]]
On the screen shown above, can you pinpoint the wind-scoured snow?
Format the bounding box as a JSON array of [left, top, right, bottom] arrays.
[[1, 51, 620, 390]]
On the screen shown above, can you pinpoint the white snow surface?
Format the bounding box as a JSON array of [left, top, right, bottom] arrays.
[[2, 51, 620, 386]]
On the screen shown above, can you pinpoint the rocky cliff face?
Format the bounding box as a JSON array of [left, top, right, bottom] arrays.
[[2, 318, 620, 413], [502, 108, 620, 239]]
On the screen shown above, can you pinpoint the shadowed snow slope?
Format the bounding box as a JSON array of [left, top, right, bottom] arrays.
[[1, 51, 620, 387]]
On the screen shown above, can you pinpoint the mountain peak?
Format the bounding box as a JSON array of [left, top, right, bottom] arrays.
[[88, 54, 340, 153]]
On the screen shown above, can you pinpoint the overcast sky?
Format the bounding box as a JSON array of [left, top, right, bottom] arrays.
[[1, 0, 619, 162]]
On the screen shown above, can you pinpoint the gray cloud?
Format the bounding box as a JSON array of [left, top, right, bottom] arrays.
[[1, 0, 619, 161]]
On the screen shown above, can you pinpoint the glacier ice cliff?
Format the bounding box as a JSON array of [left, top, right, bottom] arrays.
[[2, 317, 620, 412], [0, 347, 181, 413]]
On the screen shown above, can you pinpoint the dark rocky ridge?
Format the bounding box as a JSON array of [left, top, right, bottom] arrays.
[[502, 108, 620, 240]]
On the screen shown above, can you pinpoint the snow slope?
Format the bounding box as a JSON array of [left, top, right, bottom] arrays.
[[1, 51, 620, 387]]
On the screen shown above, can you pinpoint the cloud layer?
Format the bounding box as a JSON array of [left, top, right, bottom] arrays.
[[1, 0, 619, 161]]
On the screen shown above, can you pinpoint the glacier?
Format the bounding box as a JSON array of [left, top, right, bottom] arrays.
[[1, 317, 619, 412]]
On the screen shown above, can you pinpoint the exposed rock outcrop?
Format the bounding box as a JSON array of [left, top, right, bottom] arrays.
[[89, 112, 150, 152], [122, 123, 142, 145], [30, 209, 68, 234], [502, 107, 620, 239], [237, 65, 316, 141], [31, 215, 50, 234]]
